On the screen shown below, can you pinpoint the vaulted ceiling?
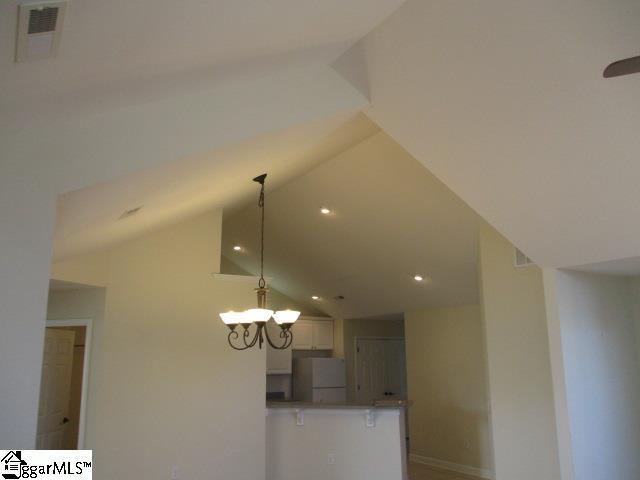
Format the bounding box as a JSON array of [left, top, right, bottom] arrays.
[[0, 0, 404, 115], [222, 131, 483, 319], [336, 0, 640, 270], [4, 0, 638, 304], [53, 111, 378, 259]]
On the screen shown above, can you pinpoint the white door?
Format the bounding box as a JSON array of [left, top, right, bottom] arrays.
[[291, 319, 313, 350], [355, 338, 406, 404], [312, 319, 334, 350], [37, 328, 75, 449]]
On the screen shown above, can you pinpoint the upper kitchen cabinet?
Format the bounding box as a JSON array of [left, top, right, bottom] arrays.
[[266, 320, 292, 374], [291, 317, 334, 350]]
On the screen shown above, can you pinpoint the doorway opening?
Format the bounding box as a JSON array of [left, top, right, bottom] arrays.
[[36, 319, 92, 449]]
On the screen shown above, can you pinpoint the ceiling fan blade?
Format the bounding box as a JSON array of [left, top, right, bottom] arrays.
[[603, 55, 640, 78]]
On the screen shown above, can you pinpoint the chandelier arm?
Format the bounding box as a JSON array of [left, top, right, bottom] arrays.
[[263, 323, 289, 349], [282, 329, 293, 349], [243, 327, 260, 348], [227, 330, 250, 351]]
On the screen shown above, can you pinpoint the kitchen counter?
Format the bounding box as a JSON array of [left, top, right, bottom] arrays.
[[266, 400, 411, 410]]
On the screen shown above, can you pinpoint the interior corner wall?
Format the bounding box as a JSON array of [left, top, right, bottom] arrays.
[[548, 270, 640, 480], [478, 223, 561, 480], [52, 211, 266, 480], [404, 305, 493, 476]]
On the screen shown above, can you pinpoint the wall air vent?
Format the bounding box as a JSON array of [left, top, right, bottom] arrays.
[[514, 247, 534, 267], [16, 1, 67, 63]]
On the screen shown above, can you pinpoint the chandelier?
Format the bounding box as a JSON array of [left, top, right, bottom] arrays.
[[219, 173, 300, 350]]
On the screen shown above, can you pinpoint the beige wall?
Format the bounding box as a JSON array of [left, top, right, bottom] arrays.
[[342, 318, 404, 402], [51, 252, 110, 287], [220, 256, 324, 315], [48, 211, 266, 480], [479, 223, 561, 480], [405, 305, 492, 476]]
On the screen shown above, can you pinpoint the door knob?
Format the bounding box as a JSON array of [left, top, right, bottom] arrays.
[[61, 417, 70, 425]]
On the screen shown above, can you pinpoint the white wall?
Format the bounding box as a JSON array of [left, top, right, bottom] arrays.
[[632, 278, 640, 380], [546, 270, 640, 480], [404, 305, 493, 477], [267, 407, 406, 480], [478, 223, 561, 480], [0, 182, 55, 448], [47, 211, 266, 479]]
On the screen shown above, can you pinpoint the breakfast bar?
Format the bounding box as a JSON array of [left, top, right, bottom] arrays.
[[266, 401, 408, 480]]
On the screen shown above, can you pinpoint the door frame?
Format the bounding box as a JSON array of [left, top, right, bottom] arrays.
[[353, 336, 406, 402], [45, 318, 93, 449]]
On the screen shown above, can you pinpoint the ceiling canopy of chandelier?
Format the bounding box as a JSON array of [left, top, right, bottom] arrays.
[[219, 173, 300, 350]]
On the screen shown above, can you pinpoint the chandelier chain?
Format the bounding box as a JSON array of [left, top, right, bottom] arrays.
[[258, 182, 266, 289], [220, 173, 299, 350]]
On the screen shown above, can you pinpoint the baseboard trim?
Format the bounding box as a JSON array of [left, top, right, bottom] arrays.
[[409, 453, 494, 479]]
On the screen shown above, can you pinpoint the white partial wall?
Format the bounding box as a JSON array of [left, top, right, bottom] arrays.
[[404, 306, 493, 478], [0, 64, 366, 447], [544, 270, 640, 480], [478, 223, 561, 480], [48, 211, 266, 479], [267, 407, 406, 480], [0, 180, 55, 448]]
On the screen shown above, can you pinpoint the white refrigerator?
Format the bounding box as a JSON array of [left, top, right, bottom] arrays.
[[293, 358, 346, 403]]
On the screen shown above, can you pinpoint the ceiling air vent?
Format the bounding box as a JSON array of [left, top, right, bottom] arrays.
[[514, 247, 534, 267], [119, 206, 143, 220], [15, 1, 67, 63]]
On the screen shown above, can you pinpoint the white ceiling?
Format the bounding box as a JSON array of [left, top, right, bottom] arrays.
[[0, 0, 404, 114], [222, 131, 483, 319], [53, 111, 379, 260], [338, 0, 640, 270]]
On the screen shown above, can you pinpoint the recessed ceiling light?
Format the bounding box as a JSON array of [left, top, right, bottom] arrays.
[[311, 295, 320, 300], [414, 275, 424, 282], [320, 207, 331, 215], [233, 245, 242, 252]]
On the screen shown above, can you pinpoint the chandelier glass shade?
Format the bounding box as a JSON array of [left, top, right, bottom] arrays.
[[219, 173, 300, 350]]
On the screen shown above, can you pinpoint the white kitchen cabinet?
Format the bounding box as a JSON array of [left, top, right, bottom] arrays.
[[312, 319, 334, 350], [266, 320, 292, 374], [291, 317, 334, 350], [291, 319, 314, 350]]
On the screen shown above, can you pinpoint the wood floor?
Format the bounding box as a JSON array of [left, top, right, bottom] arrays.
[[408, 462, 483, 480]]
